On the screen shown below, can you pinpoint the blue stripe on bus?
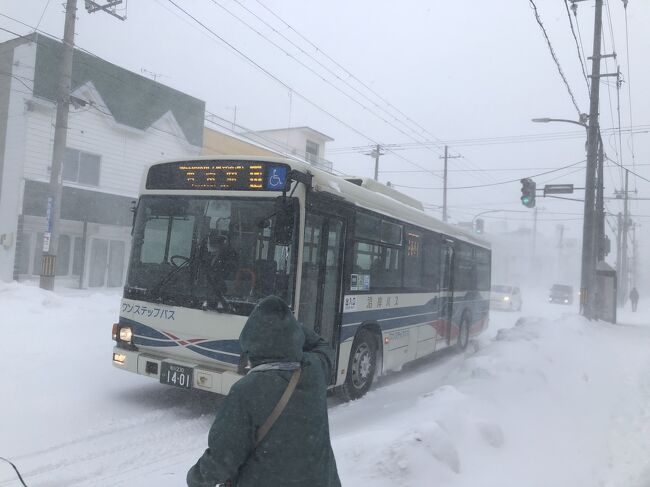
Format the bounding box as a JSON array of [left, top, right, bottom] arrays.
[[120, 317, 240, 365], [341, 303, 435, 325], [187, 346, 240, 365], [339, 295, 488, 342], [339, 306, 441, 342]]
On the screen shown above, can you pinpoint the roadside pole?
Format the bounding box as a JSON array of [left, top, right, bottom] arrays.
[[439, 146, 460, 223], [39, 0, 77, 290], [579, 0, 604, 319], [621, 169, 630, 305]]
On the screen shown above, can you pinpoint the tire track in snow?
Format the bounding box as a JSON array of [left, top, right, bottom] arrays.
[[0, 408, 211, 487]]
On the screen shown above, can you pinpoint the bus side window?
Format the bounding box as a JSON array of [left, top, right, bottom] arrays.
[[422, 237, 441, 292]]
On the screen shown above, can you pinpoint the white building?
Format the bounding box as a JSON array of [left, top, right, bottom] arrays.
[[0, 34, 204, 287], [245, 126, 334, 171]]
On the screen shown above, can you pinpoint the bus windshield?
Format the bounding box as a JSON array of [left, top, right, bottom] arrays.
[[125, 195, 296, 315]]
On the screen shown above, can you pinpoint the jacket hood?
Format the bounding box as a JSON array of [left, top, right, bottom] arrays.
[[239, 296, 304, 364]]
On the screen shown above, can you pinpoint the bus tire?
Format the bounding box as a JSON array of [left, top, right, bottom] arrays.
[[337, 329, 377, 401], [457, 314, 471, 351]]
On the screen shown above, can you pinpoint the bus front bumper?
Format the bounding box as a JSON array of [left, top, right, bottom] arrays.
[[112, 347, 243, 395]]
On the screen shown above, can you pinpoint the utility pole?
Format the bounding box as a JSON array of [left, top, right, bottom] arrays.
[[579, 0, 605, 319], [596, 138, 606, 261], [616, 211, 623, 298], [631, 222, 637, 290], [39, 0, 126, 290], [439, 146, 460, 223], [39, 0, 78, 290], [367, 144, 384, 181], [532, 206, 538, 258], [620, 168, 630, 305]]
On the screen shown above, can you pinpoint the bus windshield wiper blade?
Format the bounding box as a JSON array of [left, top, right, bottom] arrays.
[[149, 259, 191, 299]]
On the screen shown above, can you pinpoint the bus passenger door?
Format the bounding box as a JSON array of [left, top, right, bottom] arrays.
[[439, 243, 455, 346], [298, 213, 346, 373]]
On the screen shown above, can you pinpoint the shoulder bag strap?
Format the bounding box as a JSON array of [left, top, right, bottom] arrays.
[[255, 368, 301, 447]]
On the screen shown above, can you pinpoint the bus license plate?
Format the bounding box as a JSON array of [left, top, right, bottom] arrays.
[[160, 362, 193, 389]]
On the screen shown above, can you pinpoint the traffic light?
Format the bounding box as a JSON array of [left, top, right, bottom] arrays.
[[520, 178, 536, 208], [475, 218, 484, 234]]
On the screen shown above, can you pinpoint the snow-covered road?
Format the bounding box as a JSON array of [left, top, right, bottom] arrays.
[[1, 282, 649, 486]]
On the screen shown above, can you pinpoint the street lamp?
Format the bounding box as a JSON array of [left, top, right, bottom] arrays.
[[472, 210, 502, 227], [531, 115, 601, 319], [531, 116, 588, 128]]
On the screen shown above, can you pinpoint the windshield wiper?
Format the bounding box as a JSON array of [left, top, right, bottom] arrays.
[[149, 234, 208, 299], [149, 259, 191, 300]]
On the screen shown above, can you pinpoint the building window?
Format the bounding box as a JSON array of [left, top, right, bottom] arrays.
[[63, 148, 101, 186], [305, 140, 319, 162]]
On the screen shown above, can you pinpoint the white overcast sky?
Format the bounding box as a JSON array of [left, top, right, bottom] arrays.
[[2, 0, 649, 269]]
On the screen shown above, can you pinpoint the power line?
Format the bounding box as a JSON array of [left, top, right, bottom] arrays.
[[563, 0, 590, 93], [252, 0, 452, 149], [251, 1, 496, 184], [528, 0, 582, 116], [391, 159, 586, 191], [225, 0, 438, 151], [204, 0, 448, 163], [0, 24, 24, 37], [327, 124, 650, 153], [623, 1, 637, 188], [163, 0, 445, 180], [35, 0, 52, 31], [606, 156, 650, 184]]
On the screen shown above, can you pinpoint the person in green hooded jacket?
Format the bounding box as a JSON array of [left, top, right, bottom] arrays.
[[187, 295, 341, 487]]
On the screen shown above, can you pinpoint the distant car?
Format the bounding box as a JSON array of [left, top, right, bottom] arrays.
[[549, 284, 574, 304], [490, 285, 522, 311]]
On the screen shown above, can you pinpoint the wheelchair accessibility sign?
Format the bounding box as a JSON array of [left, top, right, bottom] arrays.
[[265, 166, 288, 190]]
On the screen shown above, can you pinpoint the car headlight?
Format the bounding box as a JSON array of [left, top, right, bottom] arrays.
[[503, 296, 510, 301], [564, 299, 569, 304], [119, 326, 133, 343]]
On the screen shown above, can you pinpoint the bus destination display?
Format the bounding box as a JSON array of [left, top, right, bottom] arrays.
[[146, 161, 289, 191]]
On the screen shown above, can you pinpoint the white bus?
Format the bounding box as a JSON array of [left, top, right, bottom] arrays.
[[112, 156, 490, 400]]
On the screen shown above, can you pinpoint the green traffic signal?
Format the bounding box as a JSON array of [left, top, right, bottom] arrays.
[[520, 178, 536, 208]]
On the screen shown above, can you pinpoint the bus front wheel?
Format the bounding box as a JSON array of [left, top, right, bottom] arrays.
[[338, 330, 377, 401]]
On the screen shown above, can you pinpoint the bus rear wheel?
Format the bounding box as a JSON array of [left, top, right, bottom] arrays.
[[337, 330, 377, 401]]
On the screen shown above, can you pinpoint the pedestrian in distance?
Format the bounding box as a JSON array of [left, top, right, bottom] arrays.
[[630, 287, 639, 312], [187, 295, 341, 487]]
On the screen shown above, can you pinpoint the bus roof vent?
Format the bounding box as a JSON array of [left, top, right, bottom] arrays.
[[346, 177, 424, 211]]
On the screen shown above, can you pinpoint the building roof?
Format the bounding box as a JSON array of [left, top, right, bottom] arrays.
[[252, 126, 334, 142], [19, 33, 205, 146]]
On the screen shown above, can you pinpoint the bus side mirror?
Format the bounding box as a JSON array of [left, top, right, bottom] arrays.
[[130, 200, 138, 236], [271, 197, 297, 245]]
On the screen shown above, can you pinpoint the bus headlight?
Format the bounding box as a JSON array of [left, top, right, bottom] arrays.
[[119, 326, 133, 343], [503, 296, 510, 301]]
